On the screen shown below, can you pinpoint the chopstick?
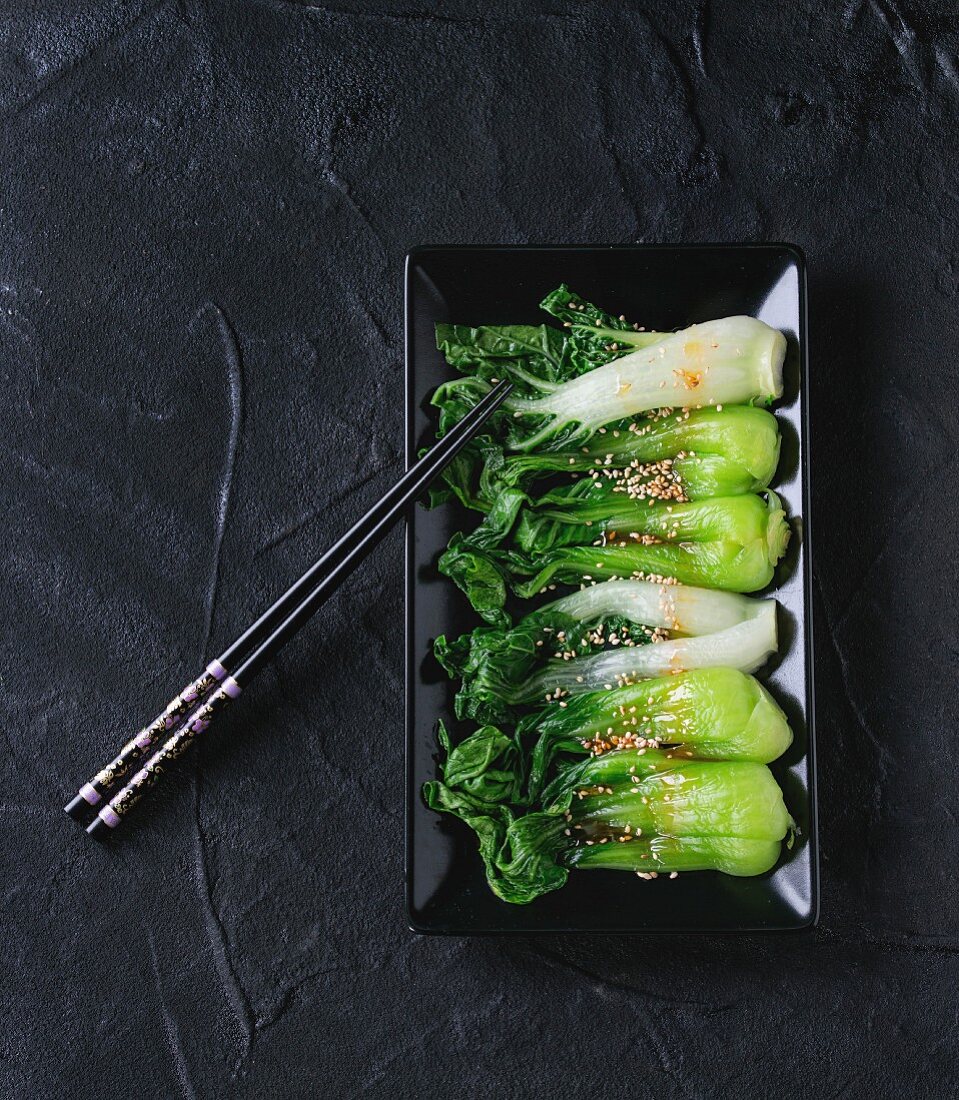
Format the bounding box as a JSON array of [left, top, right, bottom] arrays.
[[65, 379, 513, 838]]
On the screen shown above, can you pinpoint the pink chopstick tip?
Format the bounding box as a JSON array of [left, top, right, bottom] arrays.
[[80, 783, 101, 806]]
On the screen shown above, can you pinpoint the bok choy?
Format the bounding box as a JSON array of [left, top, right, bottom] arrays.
[[424, 752, 793, 903], [512, 485, 788, 555], [439, 491, 790, 619], [499, 315, 785, 451], [476, 405, 781, 509], [519, 667, 793, 799], [500, 603, 776, 704], [435, 578, 779, 724], [435, 311, 785, 453]]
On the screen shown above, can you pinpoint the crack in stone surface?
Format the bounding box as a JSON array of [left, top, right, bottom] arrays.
[[147, 928, 198, 1100], [194, 301, 244, 657], [0, 0, 169, 124]]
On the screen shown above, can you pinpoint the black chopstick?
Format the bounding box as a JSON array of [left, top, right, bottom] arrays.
[[65, 379, 513, 837]]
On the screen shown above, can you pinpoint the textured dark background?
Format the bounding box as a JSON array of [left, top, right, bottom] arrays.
[[2, 1, 956, 1096]]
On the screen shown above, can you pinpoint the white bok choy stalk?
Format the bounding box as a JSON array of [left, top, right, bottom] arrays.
[[434, 577, 779, 724], [513, 599, 778, 703], [503, 316, 786, 451]]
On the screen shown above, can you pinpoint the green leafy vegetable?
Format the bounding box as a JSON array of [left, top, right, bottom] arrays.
[[441, 492, 790, 618], [511, 491, 790, 598], [519, 667, 793, 799], [476, 405, 781, 509], [539, 750, 792, 838], [426, 752, 792, 903], [499, 315, 786, 451], [434, 578, 779, 724], [499, 600, 777, 706], [433, 720, 524, 805], [516, 486, 783, 553]]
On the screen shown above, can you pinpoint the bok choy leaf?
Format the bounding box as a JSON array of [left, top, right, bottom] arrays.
[[432, 720, 524, 805]]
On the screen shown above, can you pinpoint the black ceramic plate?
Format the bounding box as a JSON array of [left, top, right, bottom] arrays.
[[405, 245, 817, 934]]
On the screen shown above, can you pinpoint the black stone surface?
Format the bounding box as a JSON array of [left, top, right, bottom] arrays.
[[3, 1, 956, 1096]]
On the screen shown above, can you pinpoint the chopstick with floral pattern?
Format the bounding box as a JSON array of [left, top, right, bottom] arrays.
[[65, 379, 513, 836]]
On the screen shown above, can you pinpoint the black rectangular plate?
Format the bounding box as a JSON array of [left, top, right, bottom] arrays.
[[405, 244, 817, 934]]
